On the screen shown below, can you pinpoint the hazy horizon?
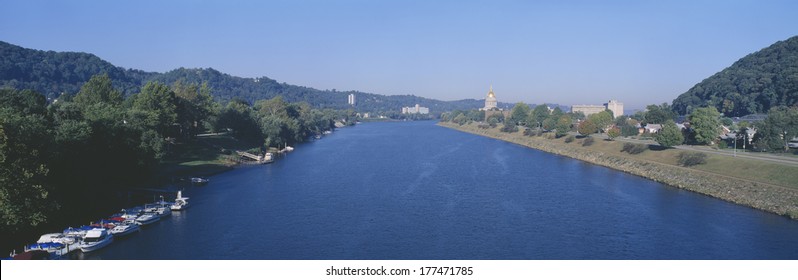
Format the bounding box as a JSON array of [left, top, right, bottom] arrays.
[[2, 0, 796, 109]]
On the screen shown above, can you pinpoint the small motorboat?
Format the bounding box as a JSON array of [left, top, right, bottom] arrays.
[[79, 228, 113, 253], [134, 213, 160, 226], [170, 191, 189, 211], [190, 177, 209, 185], [109, 220, 140, 237]]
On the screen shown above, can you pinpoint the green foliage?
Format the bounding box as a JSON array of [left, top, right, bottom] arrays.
[[620, 125, 639, 137], [643, 103, 676, 124], [656, 120, 685, 147], [0, 41, 513, 115], [554, 115, 572, 138], [0, 73, 356, 239], [500, 123, 518, 133], [132, 82, 178, 136], [587, 110, 614, 131], [529, 104, 550, 128], [509, 103, 530, 125], [582, 136, 595, 146], [577, 119, 597, 136], [487, 116, 499, 128], [754, 106, 798, 152], [74, 74, 122, 109], [564, 135, 575, 143], [689, 107, 722, 145], [677, 152, 708, 167], [606, 127, 621, 140], [672, 36, 798, 116], [453, 113, 467, 125], [0, 89, 56, 232], [621, 143, 648, 154]]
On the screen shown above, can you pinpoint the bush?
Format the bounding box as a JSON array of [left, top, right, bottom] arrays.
[[621, 143, 648, 154], [523, 128, 532, 136], [500, 124, 519, 133], [564, 135, 575, 143], [677, 151, 707, 167], [477, 123, 490, 129], [582, 137, 595, 146]]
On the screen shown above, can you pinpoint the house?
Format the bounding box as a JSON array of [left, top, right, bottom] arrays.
[[644, 124, 662, 134]]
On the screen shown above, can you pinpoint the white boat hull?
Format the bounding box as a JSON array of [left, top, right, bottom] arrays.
[[135, 214, 160, 226], [79, 236, 113, 253]]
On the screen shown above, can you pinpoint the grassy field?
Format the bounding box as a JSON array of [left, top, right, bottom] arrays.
[[448, 122, 798, 190], [156, 134, 261, 179]]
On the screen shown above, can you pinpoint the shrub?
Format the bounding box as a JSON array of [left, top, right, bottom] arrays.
[[621, 143, 648, 154], [500, 124, 519, 133], [564, 135, 575, 143], [677, 151, 707, 167], [523, 128, 532, 136], [477, 123, 490, 129], [582, 137, 595, 146]]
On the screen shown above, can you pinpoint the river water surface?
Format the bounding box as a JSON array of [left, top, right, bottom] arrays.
[[86, 121, 798, 259]]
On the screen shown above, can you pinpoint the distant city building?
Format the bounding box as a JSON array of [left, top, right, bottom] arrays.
[[480, 86, 499, 111], [348, 93, 356, 105], [570, 104, 606, 117], [402, 104, 429, 114], [604, 100, 624, 118], [571, 100, 624, 118]]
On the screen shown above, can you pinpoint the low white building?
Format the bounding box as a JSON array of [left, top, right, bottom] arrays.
[[402, 104, 429, 114], [571, 100, 624, 118]]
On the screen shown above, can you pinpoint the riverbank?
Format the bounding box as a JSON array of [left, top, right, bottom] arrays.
[[439, 122, 798, 220]]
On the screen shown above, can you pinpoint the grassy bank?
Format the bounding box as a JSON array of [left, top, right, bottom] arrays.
[[440, 122, 798, 220]]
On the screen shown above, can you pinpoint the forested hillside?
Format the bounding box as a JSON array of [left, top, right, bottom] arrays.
[[672, 36, 798, 116], [0, 41, 498, 114]]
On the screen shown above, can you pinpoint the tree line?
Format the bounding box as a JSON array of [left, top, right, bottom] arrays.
[[441, 102, 798, 153], [0, 74, 354, 238], [1, 41, 501, 115]]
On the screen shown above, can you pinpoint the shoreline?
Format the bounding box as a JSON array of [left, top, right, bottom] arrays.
[[439, 122, 798, 220]]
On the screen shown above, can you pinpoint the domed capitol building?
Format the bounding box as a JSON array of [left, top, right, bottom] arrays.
[[481, 86, 499, 111]]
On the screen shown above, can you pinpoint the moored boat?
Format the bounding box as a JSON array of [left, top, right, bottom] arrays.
[[79, 228, 113, 253], [134, 212, 160, 226], [109, 220, 140, 237], [191, 177, 209, 185], [170, 191, 190, 210]]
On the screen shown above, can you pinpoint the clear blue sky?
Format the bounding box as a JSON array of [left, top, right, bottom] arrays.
[[1, 0, 796, 109]]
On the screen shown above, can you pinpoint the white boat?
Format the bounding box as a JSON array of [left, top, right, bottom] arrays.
[[79, 229, 113, 253], [24, 233, 79, 256], [170, 191, 190, 211], [36, 233, 79, 245], [191, 177, 209, 185], [118, 207, 143, 221], [62, 226, 94, 239], [145, 200, 171, 218], [109, 220, 140, 237], [134, 213, 160, 226]]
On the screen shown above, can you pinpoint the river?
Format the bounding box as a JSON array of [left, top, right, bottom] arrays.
[[85, 121, 798, 259]]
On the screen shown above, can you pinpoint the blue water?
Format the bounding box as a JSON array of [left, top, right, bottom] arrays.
[[86, 121, 798, 259]]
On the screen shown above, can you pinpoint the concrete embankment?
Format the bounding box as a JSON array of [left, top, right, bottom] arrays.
[[439, 122, 798, 220]]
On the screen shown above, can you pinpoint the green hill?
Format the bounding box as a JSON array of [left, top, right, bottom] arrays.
[[672, 36, 798, 116], [0, 41, 499, 113]]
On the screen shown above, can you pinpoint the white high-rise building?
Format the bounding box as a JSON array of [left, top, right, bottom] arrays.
[[604, 100, 624, 118], [348, 94, 356, 105]]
